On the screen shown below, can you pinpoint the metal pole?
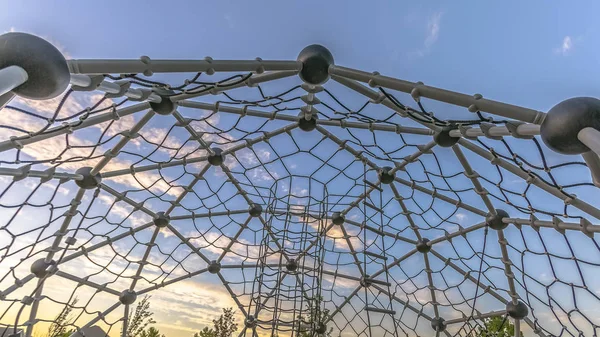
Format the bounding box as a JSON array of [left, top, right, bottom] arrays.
[[67, 59, 301, 75], [0, 167, 83, 181], [444, 310, 505, 325], [171, 70, 298, 102], [448, 124, 540, 139], [70, 74, 162, 102], [68, 302, 121, 337], [503, 217, 600, 235], [329, 65, 546, 124], [54, 271, 121, 296], [514, 319, 521, 337], [0, 66, 28, 97], [0, 92, 15, 110], [578, 127, 600, 156], [0, 102, 151, 153], [178, 100, 433, 135], [24, 280, 44, 337], [459, 138, 600, 220], [121, 305, 130, 337], [91, 110, 156, 175], [581, 151, 600, 188]]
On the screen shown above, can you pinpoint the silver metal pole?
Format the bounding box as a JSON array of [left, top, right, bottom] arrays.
[[0, 167, 83, 181], [581, 151, 600, 188], [54, 271, 121, 296], [0, 66, 28, 97], [329, 65, 546, 124], [0, 102, 151, 153], [178, 100, 433, 135], [68, 302, 121, 337], [171, 70, 298, 102], [449, 124, 540, 139], [69, 75, 162, 102], [459, 138, 600, 220], [67, 59, 302, 75], [0, 91, 16, 110], [578, 127, 600, 156], [444, 310, 505, 325], [503, 217, 599, 236]]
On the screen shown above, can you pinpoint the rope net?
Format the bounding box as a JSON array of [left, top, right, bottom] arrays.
[[0, 51, 599, 337]]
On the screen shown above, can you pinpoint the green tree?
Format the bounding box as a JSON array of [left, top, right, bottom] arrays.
[[297, 296, 332, 337], [193, 326, 216, 337], [139, 327, 165, 337], [47, 297, 79, 337], [194, 308, 238, 337], [472, 316, 523, 337], [125, 295, 156, 337]]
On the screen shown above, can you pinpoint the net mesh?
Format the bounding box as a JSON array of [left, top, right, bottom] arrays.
[[0, 57, 599, 337]]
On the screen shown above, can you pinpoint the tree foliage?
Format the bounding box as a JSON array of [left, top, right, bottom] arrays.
[[139, 327, 165, 337], [47, 297, 79, 337], [194, 308, 238, 337], [471, 316, 523, 337], [125, 295, 156, 337], [194, 326, 216, 337], [297, 296, 332, 337]]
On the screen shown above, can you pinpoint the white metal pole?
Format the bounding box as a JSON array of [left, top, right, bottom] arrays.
[[448, 124, 540, 139], [0, 92, 15, 109], [0, 65, 28, 97], [329, 65, 546, 124], [578, 127, 600, 156], [67, 59, 302, 75], [581, 151, 600, 188]]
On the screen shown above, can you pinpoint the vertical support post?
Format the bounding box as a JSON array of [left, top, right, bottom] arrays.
[[24, 280, 44, 337], [514, 318, 521, 337], [121, 304, 129, 337], [26, 188, 86, 337]]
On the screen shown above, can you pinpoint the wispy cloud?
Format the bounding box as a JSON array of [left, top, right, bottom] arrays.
[[555, 36, 573, 55], [455, 213, 467, 223], [424, 12, 443, 49], [409, 11, 444, 58], [223, 14, 235, 29], [554, 35, 582, 55]]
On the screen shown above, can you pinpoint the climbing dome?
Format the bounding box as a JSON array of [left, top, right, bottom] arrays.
[[1, 32, 600, 337]]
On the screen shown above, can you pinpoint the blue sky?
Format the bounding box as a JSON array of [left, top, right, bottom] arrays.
[[1, 0, 599, 106], [1, 1, 600, 337]]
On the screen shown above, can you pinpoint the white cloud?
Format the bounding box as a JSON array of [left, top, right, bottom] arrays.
[[425, 12, 443, 49], [97, 194, 152, 227], [555, 36, 573, 55], [554, 35, 582, 55], [409, 11, 444, 58], [1, 28, 71, 59], [455, 213, 467, 223], [0, 92, 189, 197]]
